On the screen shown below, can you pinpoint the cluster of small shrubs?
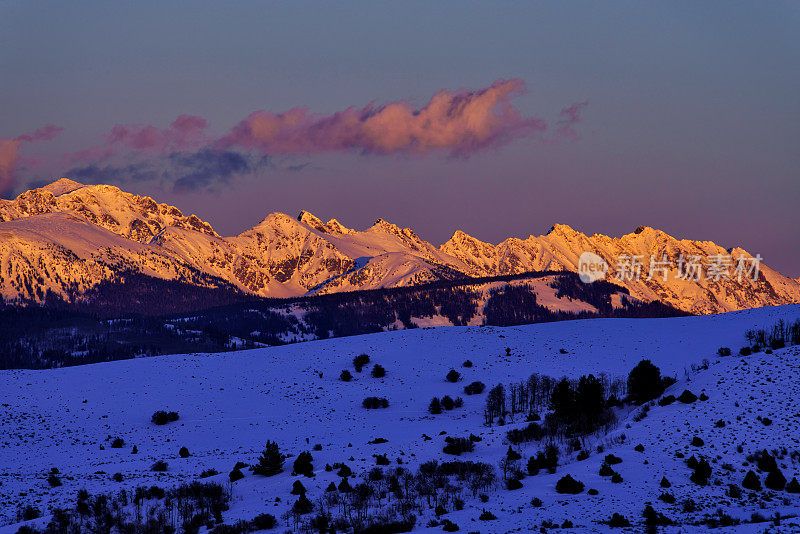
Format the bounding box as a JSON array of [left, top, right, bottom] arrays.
[[526, 445, 559, 475], [151, 410, 179, 425], [506, 422, 544, 444], [463, 381, 485, 395], [353, 353, 370, 372], [428, 395, 464, 414], [686, 456, 712, 485], [362, 397, 389, 409], [442, 436, 477, 456], [16, 481, 231, 533], [741, 450, 798, 492]]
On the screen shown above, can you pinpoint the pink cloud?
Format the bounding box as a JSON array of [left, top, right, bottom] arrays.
[[0, 125, 64, 194], [0, 138, 21, 193], [218, 79, 545, 156], [556, 101, 589, 141], [15, 125, 64, 143], [105, 114, 208, 152]]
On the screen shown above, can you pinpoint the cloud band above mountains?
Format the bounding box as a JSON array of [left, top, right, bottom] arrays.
[[218, 79, 544, 156], [4, 80, 586, 194]]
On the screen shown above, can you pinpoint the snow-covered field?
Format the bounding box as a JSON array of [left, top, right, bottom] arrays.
[[2, 304, 800, 532]]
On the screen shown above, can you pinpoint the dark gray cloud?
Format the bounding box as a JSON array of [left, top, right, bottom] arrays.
[[64, 149, 271, 192]]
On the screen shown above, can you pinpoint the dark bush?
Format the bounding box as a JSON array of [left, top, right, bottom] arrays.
[[443, 437, 474, 456], [627, 360, 664, 403], [479, 510, 497, 521], [506, 422, 543, 444], [599, 463, 615, 476], [17, 505, 41, 521], [742, 470, 761, 491], [363, 397, 389, 409], [691, 436, 704, 447], [604, 454, 622, 465], [786, 477, 800, 493], [428, 397, 442, 414], [717, 347, 732, 356], [179, 446, 190, 458], [148, 460, 167, 472], [555, 474, 584, 494], [441, 395, 455, 410], [462, 360, 473, 368], [371, 364, 386, 378], [110, 437, 125, 448], [229, 467, 244, 482], [251, 513, 276, 530], [290, 480, 306, 495], [643, 505, 673, 526], [677, 390, 698, 404], [690, 458, 712, 485], [340, 369, 352, 381], [658, 395, 676, 406], [464, 381, 485, 395], [755, 450, 778, 472], [607, 513, 630, 527], [506, 478, 523, 490], [446, 369, 461, 382], [353, 353, 370, 372], [293, 451, 314, 477], [765, 469, 786, 491], [292, 494, 313, 515], [151, 410, 179, 425]]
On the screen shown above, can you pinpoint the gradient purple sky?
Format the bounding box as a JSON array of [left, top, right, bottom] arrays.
[[2, 2, 799, 275]]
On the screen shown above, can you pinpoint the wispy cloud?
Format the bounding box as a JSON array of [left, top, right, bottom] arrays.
[[556, 101, 589, 141], [0, 125, 64, 195], [65, 149, 270, 193], [20, 80, 584, 193]]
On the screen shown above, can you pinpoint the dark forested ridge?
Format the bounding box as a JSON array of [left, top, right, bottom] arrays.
[[0, 271, 687, 369]]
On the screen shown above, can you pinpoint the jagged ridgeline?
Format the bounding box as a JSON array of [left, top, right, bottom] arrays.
[[2, 179, 799, 316], [0, 271, 684, 369]]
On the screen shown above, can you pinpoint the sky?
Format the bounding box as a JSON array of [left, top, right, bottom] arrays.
[[2, 1, 799, 276]]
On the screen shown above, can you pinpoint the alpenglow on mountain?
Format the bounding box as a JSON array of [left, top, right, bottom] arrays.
[[1, 178, 798, 314]]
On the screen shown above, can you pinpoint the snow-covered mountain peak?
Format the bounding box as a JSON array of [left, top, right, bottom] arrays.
[[39, 177, 86, 197], [545, 222, 580, 236], [324, 218, 351, 234], [296, 210, 325, 231], [368, 217, 405, 234]]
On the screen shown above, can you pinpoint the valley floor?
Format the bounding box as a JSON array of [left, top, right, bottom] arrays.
[[2, 305, 800, 532]]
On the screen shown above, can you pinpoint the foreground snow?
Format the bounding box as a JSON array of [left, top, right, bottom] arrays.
[[2, 304, 800, 532]]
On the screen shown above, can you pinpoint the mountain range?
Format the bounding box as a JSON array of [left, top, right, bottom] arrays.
[[1, 178, 798, 314]]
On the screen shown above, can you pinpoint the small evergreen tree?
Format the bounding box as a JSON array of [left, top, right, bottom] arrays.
[[253, 441, 285, 476]]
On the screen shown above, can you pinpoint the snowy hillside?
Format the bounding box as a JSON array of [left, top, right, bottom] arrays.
[[2, 304, 800, 532], [1, 179, 798, 314]]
